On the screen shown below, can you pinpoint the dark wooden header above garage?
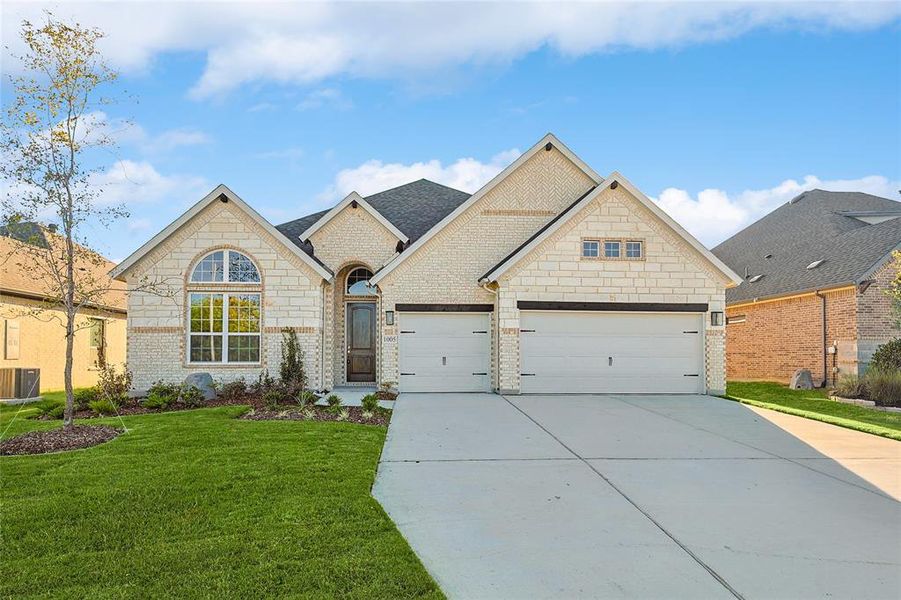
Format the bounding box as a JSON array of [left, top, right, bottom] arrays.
[[395, 304, 495, 312], [517, 301, 709, 312]]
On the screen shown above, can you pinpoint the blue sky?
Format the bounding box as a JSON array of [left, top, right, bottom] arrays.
[[2, 2, 899, 261]]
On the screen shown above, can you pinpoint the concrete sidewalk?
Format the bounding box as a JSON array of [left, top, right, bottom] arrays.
[[374, 393, 901, 599]]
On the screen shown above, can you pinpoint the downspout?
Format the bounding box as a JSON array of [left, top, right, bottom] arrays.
[[321, 281, 327, 392], [480, 280, 500, 393], [815, 290, 827, 388]]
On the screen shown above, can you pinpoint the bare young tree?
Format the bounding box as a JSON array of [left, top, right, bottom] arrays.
[[1, 14, 160, 425]]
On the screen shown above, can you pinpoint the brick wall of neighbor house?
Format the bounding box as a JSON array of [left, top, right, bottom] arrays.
[[497, 186, 728, 394], [124, 201, 324, 391], [725, 286, 856, 385], [858, 259, 899, 370], [377, 147, 597, 386], [1, 297, 127, 391], [308, 204, 400, 389]]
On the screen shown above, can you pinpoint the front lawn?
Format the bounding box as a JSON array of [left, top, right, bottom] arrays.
[[0, 406, 442, 598], [725, 381, 901, 441]]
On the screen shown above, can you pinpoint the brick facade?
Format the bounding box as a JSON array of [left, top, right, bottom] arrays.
[[725, 260, 898, 385]]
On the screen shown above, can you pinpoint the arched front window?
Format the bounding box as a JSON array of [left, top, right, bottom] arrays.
[[346, 267, 375, 296], [190, 250, 260, 283], [187, 249, 261, 364]]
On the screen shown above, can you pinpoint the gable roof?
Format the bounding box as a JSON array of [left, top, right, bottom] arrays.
[[0, 223, 127, 312], [712, 189, 901, 305], [370, 133, 603, 285], [110, 184, 334, 282], [276, 179, 471, 251], [292, 191, 409, 243], [480, 173, 743, 286]]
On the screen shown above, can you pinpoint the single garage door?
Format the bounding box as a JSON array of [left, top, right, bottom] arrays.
[[520, 311, 704, 394], [398, 313, 491, 392]]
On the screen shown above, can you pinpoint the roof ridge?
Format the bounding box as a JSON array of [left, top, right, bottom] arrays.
[[364, 178, 468, 199]]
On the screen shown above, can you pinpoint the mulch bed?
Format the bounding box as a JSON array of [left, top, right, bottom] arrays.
[[242, 405, 390, 426], [376, 390, 398, 401], [1, 424, 122, 456]]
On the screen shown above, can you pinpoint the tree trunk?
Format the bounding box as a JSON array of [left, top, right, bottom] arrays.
[[63, 313, 75, 427]]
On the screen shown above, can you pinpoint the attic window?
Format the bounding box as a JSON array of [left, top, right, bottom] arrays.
[[748, 274, 764, 283], [807, 260, 826, 270]]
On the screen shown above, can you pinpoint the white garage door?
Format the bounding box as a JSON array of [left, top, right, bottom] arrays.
[[398, 313, 491, 392], [520, 311, 704, 394]]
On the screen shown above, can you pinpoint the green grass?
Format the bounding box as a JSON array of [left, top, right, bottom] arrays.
[[725, 381, 901, 441], [1, 406, 443, 599]]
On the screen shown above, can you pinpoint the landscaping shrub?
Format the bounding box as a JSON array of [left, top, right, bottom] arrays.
[[89, 398, 118, 416], [866, 369, 901, 407], [326, 394, 342, 412], [250, 371, 277, 397], [96, 364, 132, 407], [298, 390, 317, 406], [279, 329, 307, 390], [73, 388, 98, 411], [141, 392, 175, 410], [361, 393, 379, 413], [33, 397, 65, 419], [218, 378, 248, 402], [179, 385, 205, 408], [834, 374, 867, 399], [47, 403, 66, 419], [870, 338, 901, 372]]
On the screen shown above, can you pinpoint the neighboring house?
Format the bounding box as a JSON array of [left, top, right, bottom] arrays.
[[111, 134, 741, 396], [712, 190, 901, 386], [0, 223, 127, 393]]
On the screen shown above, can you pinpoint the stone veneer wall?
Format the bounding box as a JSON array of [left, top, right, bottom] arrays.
[[125, 201, 324, 391], [496, 186, 728, 394], [377, 147, 597, 387]]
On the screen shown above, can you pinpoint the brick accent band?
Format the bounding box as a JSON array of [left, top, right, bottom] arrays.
[[262, 326, 318, 334], [132, 326, 183, 334], [482, 209, 557, 217]]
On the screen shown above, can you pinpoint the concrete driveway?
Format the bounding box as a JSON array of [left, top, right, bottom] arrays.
[[373, 393, 901, 599]]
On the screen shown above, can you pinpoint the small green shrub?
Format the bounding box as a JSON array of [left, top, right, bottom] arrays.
[[870, 338, 901, 372], [250, 371, 277, 397], [142, 392, 175, 410], [326, 394, 342, 410], [219, 378, 248, 402], [33, 397, 65, 419], [866, 369, 901, 407], [361, 393, 379, 413], [834, 374, 867, 399], [73, 388, 98, 411], [89, 398, 117, 416], [336, 408, 350, 421], [96, 364, 132, 407], [263, 388, 285, 410], [47, 404, 66, 419], [298, 390, 317, 406], [179, 385, 205, 408], [279, 329, 307, 390]]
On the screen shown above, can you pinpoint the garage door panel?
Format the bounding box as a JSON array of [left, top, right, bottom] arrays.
[[398, 313, 490, 393], [520, 312, 704, 394]]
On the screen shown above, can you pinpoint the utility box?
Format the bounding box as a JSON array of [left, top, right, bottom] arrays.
[[0, 368, 41, 399]]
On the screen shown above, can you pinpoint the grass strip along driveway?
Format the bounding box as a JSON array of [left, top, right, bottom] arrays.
[[0, 405, 442, 599], [725, 381, 901, 441]]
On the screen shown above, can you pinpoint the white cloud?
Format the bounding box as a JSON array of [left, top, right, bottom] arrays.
[[144, 128, 211, 152], [126, 217, 152, 232], [652, 175, 901, 246], [3, 2, 898, 98], [254, 147, 305, 161], [296, 88, 352, 111], [319, 149, 521, 202], [71, 112, 210, 153], [89, 160, 209, 206]]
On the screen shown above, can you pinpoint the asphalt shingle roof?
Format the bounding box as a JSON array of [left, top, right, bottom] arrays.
[[275, 179, 471, 258], [711, 190, 901, 305]]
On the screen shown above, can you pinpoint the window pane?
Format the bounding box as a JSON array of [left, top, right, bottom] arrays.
[[190, 293, 224, 333], [228, 335, 260, 363], [346, 268, 375, 295], [626, 241, 642, 258], [228, 294, 261, 333], [191, 251, 224, 282], [604, 241, 621, 258], [228, 251, 260, 283], [89, 319, 104, 348], [582, 241, 598, 257], [190, 335, 222, 362]]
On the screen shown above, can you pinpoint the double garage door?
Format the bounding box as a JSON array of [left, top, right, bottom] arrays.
[[520, 311, 705, 394], [397, 310, 705, 394]]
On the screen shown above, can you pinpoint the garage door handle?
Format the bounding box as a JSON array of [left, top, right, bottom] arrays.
[[521, 373, 536, 376], [683, 330, 699, 334], [400, 330, 415, 334], [401, 372, 415, 376], [520, 329, 536, 333], [472, 372, 487, 376], [472, 330, 487, 334], [683, 374, 699, 377]]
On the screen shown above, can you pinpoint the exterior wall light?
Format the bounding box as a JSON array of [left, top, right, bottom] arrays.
[[711, 311, 724, 326], [385, 310, 394, 326]]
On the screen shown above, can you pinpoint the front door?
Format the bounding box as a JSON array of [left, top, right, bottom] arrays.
[[346, 303, 376, 382]]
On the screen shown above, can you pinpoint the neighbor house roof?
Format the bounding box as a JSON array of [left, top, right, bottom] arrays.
[[712, 190, 901, 305], [0, 222, 127, 313], [276, 179, 471, 251], [480, 173, 743, 286]]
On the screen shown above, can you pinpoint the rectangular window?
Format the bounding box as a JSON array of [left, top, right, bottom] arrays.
[[88, 318, 106, 366], [582, 240, 599, 258], [625, 241, 643, 259], [189, 293, 260, 363], [604, 240, 621, 258]]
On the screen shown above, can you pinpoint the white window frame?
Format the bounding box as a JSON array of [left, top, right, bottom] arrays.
[[625, 240, 643, 259], [604, 240, 621, 258], [190, 250, 260, 285], [581, 240, 600, 258], [187, 292, 262, 365]]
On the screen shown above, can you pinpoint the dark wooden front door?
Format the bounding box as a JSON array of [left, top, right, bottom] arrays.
[[346, 303, 376, 382]]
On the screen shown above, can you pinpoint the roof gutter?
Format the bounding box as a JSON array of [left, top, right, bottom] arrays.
[[0, 287, 127, 315], [726, 283, 856, 309]]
